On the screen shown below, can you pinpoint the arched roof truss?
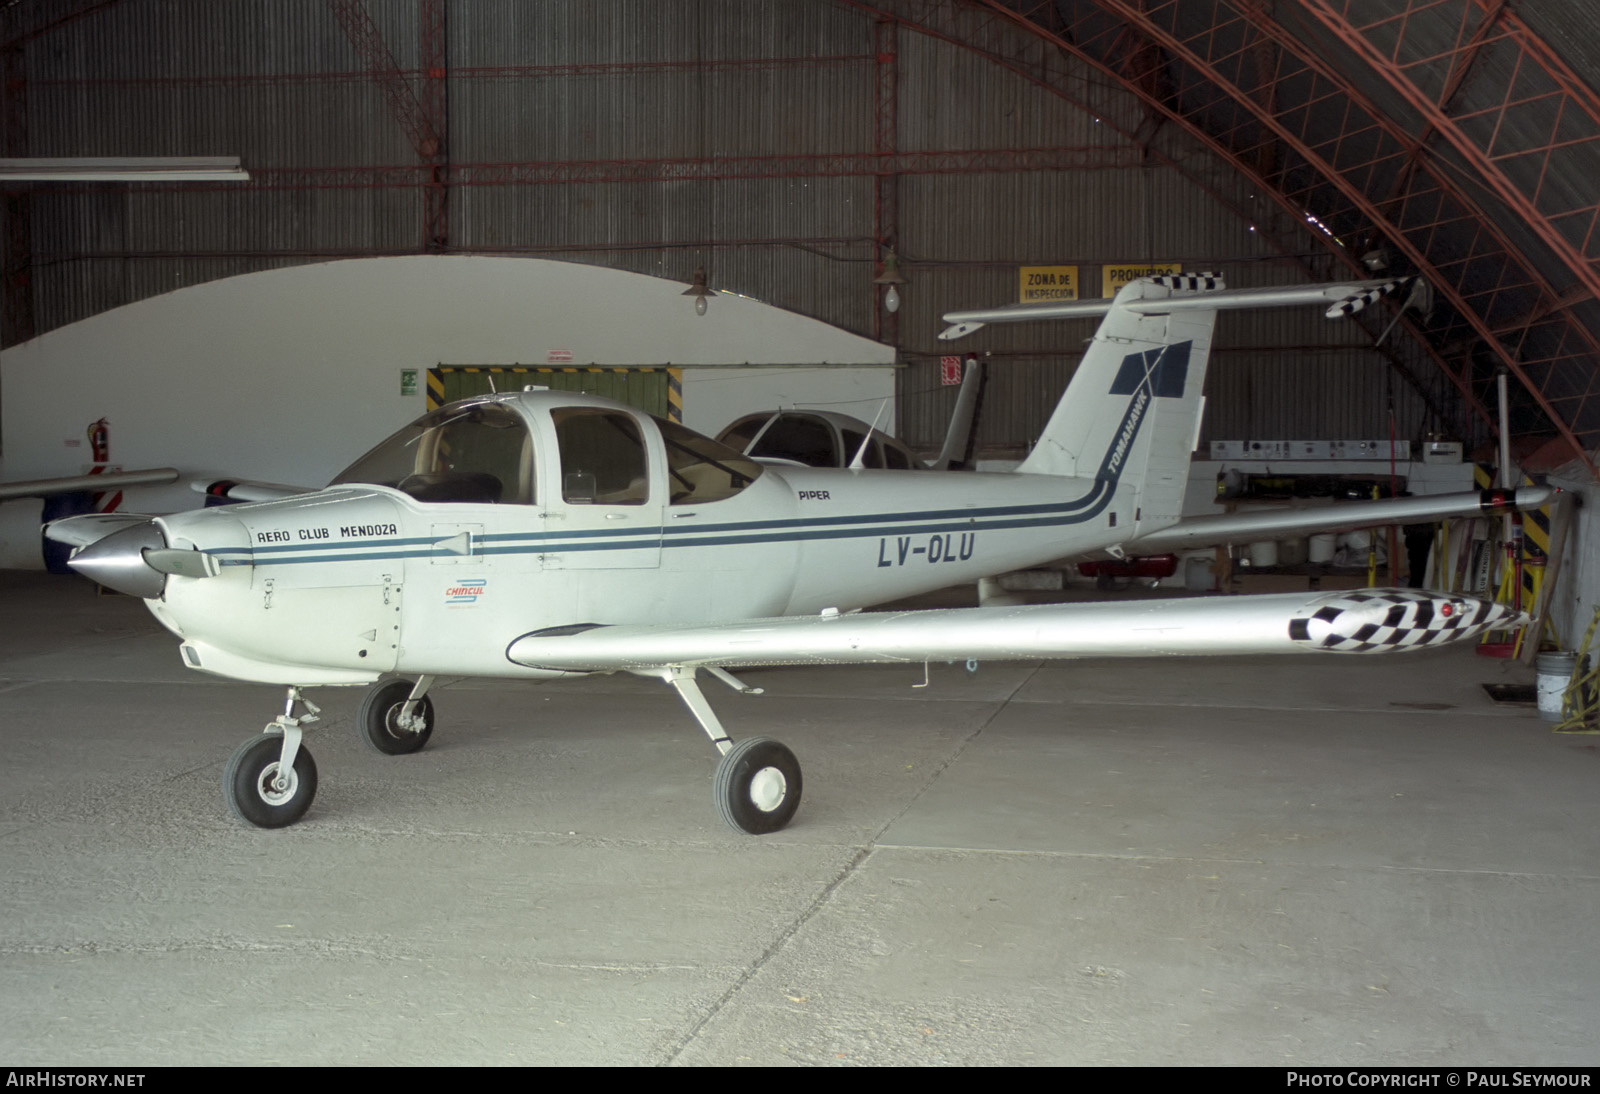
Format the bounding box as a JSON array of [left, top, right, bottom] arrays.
[[885, 0, 1600, 472]]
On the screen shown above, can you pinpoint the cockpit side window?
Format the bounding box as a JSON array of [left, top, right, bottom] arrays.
[[840, 428, 886, 469], [655, 418, 764, 505], [750, 414, 837, 466], [716, 414, 770, 454], [330, 402, 533, 504], [553, 408, 649, 505]]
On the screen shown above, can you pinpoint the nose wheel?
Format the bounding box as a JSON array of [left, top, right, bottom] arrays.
[[222, 688, 321, 828], [223, 729, 318, 828]]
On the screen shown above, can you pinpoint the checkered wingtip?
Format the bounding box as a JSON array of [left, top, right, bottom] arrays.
[[1288, 589, 1518, 654]]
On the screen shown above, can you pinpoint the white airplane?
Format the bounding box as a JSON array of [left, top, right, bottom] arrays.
[[48, 273, 1544, 834]]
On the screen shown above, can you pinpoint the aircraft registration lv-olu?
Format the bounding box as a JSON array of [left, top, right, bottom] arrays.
[[53, 274, 1538, 833]]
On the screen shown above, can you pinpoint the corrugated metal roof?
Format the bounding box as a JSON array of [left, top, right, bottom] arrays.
[[5, 0, 1560, 456]]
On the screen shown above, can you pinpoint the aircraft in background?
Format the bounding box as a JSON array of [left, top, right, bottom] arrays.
[[48, 274, 1540, 834], [716, 353, 986, 471], [717, 409, 923, 470]]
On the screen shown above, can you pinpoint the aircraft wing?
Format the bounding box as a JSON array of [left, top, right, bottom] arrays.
[[507, 588, 1518, 673], [41, 511, 159, 548], [1120, 484, 1553, 555], [0, 467, 178, 502], [38, 477, 314, 551], [189, 478, 313, 503]]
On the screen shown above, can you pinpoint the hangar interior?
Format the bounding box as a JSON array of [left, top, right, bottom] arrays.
[[1, 0, 1597, 1067]]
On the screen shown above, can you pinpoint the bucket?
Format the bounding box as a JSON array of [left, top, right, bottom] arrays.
[[1535, 652, 1579, 722], [1308, 533, 1336, 564], [1184, 555, 1215, 591], [1249, 539, 1279, 567]]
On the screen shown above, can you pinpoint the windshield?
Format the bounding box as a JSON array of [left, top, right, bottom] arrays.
[[655, 417, 763, 504], [330, 401, 533, 504]]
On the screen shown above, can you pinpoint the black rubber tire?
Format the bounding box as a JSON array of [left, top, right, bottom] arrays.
[[713, 737, 801, 835], [223, 730, 318, 829], [358, 679, 435, 756]]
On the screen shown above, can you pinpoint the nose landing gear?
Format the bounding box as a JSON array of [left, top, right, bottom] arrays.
[[222, 688, 321, 828]]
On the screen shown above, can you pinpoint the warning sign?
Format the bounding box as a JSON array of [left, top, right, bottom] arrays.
[[1103, 263, 1182, 293], [940, 356, 963, 385], [1018, 266, 1079, 304]]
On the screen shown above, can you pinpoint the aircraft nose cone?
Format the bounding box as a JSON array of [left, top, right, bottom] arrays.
[[67, 520, 169, 599]]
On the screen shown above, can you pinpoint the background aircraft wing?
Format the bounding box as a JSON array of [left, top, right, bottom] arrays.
[[507, 589, 1518, 673], [41, 511, 158, 548], [190, 478, 313, 502], [1120, 484, 1553, 555], [0, 467, 177, 502]]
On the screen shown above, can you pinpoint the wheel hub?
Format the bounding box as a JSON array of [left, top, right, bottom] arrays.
[[259, 762, 298, 805], [748, 766, 787, 813]]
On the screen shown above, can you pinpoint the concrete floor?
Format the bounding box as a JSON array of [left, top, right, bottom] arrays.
[[0, 568, 1595, 1066]]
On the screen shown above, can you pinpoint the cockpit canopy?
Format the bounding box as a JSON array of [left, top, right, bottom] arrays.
[[330, 396, 763, 507]]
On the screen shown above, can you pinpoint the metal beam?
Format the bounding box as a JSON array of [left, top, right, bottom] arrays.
[[964, 0, 1591, 471]]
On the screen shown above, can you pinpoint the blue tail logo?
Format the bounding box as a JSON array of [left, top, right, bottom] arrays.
[[1109, 340, 1191, 398], [1097, 341, 1192, 488]]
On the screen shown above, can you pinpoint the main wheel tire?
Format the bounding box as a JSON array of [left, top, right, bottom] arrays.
[[223, 731, 318, 829], [358, 679, 435, 756], [714, 737, 802, 835]]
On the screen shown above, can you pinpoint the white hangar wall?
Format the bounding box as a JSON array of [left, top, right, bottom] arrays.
[[0, 256, 895, 569]]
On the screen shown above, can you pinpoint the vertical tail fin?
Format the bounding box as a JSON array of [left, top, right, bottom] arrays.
[[1016, 273, 1221, 539], [929, 354, 987, 470]]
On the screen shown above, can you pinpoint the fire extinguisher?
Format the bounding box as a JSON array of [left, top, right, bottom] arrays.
[[88, 418, 110, 465], [86, 418, 122, 513]]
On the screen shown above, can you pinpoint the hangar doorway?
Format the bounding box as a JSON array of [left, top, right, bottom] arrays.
[[430, 365, 677, 420]]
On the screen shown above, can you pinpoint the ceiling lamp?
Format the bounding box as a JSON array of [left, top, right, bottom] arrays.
[[874, 250, 906, 314], [681, 266, 712, 316], [0, 157, 249, 182]]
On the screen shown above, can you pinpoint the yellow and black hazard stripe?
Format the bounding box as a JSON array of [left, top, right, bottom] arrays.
[[1473, 461, 1551, 603], [1520, 473, 1552, 562]]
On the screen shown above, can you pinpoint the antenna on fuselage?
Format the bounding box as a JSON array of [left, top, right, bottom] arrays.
[[848, 399, 892, 472]]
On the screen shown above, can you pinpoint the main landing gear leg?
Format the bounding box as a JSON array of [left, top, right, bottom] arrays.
[[660, 666, 801, 835], [222, 687, 321, 828]]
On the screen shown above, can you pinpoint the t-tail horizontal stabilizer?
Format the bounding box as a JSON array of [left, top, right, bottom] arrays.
[[939, 274, 1423, 548], [938, 275, 1415, 339]]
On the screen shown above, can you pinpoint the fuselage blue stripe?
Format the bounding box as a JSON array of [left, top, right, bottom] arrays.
[[214, 500, 1111, 568]]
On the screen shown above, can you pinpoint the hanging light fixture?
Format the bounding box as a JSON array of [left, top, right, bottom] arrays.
[[873, 250, 907, 314], [682, 266, 712, 316]]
